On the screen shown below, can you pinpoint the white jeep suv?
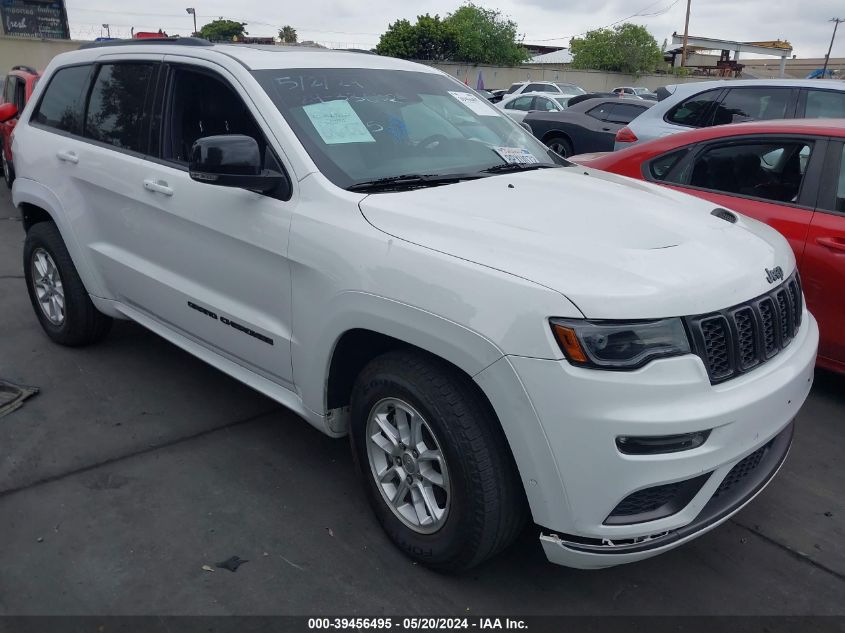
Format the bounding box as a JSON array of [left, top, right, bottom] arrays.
[[8, 39, 818, 570]]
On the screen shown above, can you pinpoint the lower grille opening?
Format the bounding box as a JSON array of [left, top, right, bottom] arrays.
[[714, 441, 772, 498], [605, 473, 711, 525]]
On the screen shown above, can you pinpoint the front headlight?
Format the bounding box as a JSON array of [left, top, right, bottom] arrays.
[[550, 318, 691, 370]]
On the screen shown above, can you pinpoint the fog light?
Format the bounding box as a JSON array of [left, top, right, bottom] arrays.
[[616, 430, 710, 455]]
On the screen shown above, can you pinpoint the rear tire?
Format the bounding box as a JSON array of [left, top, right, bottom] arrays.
[[23, 222, 112, 346], [545, 135, 572, 158], [2, 143, 13, 189], [349, 349, 526, 571]]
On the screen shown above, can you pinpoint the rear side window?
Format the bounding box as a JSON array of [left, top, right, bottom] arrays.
[[711, 87, 790, 126], [506, 96, 534, 111], [606, 103, 647, 124], [586, 103, 614, 121], [803, 89, 845, 118], [3, 76, 14, 104], [32, 65, 91, 135], [666, 89, 720, 127], [84, 63, 156, 153]]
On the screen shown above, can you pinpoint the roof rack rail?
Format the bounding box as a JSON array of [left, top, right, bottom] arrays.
[[11, 65, 38, 74], [79, 37, 212, 50]]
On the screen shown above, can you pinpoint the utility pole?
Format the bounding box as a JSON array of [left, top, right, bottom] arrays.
[[822, 17, 843, 76], [680, 0, 692, 67], [186, 8, 197, 36]]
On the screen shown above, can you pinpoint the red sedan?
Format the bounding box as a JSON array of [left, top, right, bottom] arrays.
[[0, 65, 40, 188], [572, 119, 845, 374]]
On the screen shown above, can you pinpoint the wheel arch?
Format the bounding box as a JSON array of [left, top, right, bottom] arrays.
[[541, 129, 572, 145], [13, 178, 108, 298]]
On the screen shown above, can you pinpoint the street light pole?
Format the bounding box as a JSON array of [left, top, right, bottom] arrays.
[[680, 0, 692, 67], [102, 23, 110, 38], [186, 8, 197, 36], [822, 18, 844, 76]]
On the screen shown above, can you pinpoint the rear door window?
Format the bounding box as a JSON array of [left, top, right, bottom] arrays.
[[711, 87, 791, 126], [32, 65, 92, 135], [665, 89, 721, 127], [84, 63, 156, 153]]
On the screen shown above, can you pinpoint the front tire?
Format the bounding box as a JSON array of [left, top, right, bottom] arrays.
[[23, 222, 112, 346], [350, 349, 525, 571]]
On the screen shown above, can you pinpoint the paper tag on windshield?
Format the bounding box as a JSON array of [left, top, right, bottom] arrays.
[[303, 100, 375, 144], [493, 147, 540, 165], [448, 91, 498, 116]]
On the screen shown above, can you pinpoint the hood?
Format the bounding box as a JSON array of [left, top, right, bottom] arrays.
[[358, 167, 795, 319]]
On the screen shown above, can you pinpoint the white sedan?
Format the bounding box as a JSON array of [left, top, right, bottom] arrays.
[[497, 92, 571, 123]]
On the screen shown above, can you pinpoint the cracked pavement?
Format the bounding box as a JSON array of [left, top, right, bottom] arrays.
[[0, 186, 842, 615]]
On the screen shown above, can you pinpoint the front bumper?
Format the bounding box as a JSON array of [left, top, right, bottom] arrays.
[[540, 419, 793, 568], [487, 312, 818, 569]]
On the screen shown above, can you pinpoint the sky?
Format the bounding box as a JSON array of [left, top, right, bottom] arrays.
[[64, 0, 845, 60]]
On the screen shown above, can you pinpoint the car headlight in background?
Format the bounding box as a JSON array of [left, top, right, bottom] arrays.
[[550, 318, 691, 370]]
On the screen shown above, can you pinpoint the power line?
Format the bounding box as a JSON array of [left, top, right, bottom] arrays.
[[65, 5, 381, 35], [524, 0, 681, 42]]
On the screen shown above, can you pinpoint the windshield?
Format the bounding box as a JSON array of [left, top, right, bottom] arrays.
[[253, 68, 559, 189], [633, 87, 650, 94]]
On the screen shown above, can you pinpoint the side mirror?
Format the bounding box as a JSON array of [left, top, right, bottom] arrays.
[[189, 135, 287, 195], [0, 102, 18, 123], [520, 122, 533, 134]]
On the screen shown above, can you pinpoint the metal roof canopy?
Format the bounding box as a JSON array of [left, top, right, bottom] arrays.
[[671, 33, 792, 77]]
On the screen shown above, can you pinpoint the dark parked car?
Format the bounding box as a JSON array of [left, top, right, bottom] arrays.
[[524, 97, 654, 158], [566, 92, 618, 107]]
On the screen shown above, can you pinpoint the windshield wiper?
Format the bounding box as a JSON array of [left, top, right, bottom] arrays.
[[347, 173, 481, 192], [481, 163, 561, 174]]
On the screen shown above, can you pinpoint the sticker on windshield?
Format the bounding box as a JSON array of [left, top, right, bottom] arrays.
[[448, 91, 498, 116], [303, 100, 375, 144], [493, 147, 540, 165]]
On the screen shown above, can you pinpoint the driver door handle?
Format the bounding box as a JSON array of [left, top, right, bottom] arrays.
[[816, 236, 845, 253], [143, 179, 173, 196], [56, 150, 78, 164]]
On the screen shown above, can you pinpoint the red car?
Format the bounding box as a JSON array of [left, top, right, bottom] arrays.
[[0, 65, 40, 188], [572, 119, 845, 374]]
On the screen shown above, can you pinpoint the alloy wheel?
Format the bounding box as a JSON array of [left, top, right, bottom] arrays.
[[31, 248, 65, 325], [366, 397, 451, 534]]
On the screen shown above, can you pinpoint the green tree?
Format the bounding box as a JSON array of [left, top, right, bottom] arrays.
[[446, 3, 528, 65], [570, 23, 663, 74], [199, 18, 247, 42], [376, 4, 529, 64], [279, 25, 297, 44], [376, 15, 455, 61]]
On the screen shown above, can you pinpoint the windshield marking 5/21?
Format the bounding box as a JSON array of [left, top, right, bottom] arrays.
[[252, 68, 559, 190]]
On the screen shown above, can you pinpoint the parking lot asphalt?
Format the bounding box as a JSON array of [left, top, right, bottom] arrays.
[[0, 184, 843, 616]]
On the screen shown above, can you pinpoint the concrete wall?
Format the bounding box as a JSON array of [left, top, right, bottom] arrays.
[[0, 36, 79, 70], [422, 61, 721, 92]]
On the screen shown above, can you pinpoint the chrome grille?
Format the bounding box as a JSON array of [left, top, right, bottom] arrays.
[[686, 272, 803, 384]]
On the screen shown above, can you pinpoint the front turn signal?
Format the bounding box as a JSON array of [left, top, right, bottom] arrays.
[[550, 322, 588, 363]]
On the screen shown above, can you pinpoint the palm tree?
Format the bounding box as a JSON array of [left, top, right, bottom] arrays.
[[279, 25, 297, 44]]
